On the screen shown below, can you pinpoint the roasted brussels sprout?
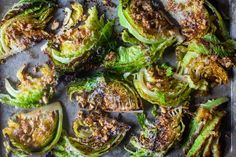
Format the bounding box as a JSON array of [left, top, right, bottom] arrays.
[[183, 97, 228, 157], [133, 64, 191, 107], [176, 47, 229, 91], [125, 106, 185, 156], [3, 102, 63, 156], [53, 111, 130, 157], [159, 0, 230, 39], [173, 0, 236, 91], [118, 0, 182, 44], [159, 0, 209, 40], [68, 74, 142, 112], [44, 3, 114, 72], [0, 64, 56, 108], [0, 0, 56, 60]]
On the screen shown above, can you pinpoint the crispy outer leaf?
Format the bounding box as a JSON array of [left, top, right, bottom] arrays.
[[205, 0, 230, 40], [185, 33, 236, 57], [104, 36, 175, 73]]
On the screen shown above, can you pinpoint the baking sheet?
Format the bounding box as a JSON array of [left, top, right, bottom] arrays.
[[0, 0, 235, 156]]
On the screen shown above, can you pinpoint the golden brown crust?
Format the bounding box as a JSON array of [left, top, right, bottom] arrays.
[[188, 55, 228, 84], [73, 112, 130, 148], [130, 0, 172, 34], [165, 0, 209, 40], [7, 111, 56, 150], [7, 20, 48, 49]]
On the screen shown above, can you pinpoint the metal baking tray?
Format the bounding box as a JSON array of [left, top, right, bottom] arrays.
[[0, 0, 235, 156]]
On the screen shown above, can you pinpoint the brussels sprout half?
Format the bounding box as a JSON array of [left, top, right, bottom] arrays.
[[118, 0, 182, 44], [133, 64, 191, 107], [125, 106, 185, 156], [3, 102, 63, 156], [53, 111, 130, 157], [161, 0, 236, 57], [176, 47, 229, 91], [0, 64, 57, 108], [44, 3, 114, 72], [183, 97, 228, 157], [160, 0, 231, 39], [68, 74, 143, 112], [159, 0, 210, 40], [172, 1, 236, 91], [0, 0, 56, 60]]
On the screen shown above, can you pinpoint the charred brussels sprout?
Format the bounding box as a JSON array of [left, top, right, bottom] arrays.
[[183, 97, 228, 157], [173, 0, 236, 91], [0, 0, 56, 60], [125, 106, 185, 156], [118, 0, 182, 44], [3, 102, 63, 156], [133, 65, 191, 107], [161, 0, 235, 90], [68, 74, 142, 112], [53, 111, 130, 157], [44, 3, 114, 72], [160, 0, 232, 39], [0, 64, 57, 108], [160, 0, 209, 40], [176, 46, 230, 91]]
